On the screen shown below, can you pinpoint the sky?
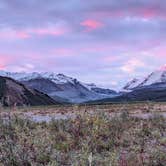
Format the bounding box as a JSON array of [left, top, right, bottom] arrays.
[[0, 0, 166, 89]]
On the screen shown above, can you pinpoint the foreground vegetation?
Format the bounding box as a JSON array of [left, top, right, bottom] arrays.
[[0, 110, 165, 166]]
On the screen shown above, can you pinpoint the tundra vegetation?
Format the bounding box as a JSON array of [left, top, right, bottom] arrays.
[[0, 103, 165, 166]]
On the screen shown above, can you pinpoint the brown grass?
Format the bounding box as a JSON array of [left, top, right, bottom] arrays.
[[0, 103, 165, 166]]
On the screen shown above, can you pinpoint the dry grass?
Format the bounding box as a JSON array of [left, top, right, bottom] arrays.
[[1, 102, 165, 117], [0, 103, 165, 166]]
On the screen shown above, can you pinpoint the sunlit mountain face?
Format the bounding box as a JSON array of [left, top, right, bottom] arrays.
[[0, 0, 166, 90]]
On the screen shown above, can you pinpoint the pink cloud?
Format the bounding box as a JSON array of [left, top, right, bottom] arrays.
[[0, 29, 30, 40], [15, 31, 30, 39], [158, 64, 166, 71], [0, 63, 5, 70], [141, 9, 157, 19], [131, 7, 159, 19], [0, 54, 14, 69], [130, 7, 166, 19], [89, 7, 166, 20], [80, 19, 104, 31], [148, 45, 166, 58], [31, 27, 67, 36], [28, 23, 70, 37], [120, 58, 145, 74], [0, 24, 69, 40]]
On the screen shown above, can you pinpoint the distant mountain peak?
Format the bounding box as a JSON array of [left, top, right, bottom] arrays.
[[123, 66, 166, 90], [123, 77, 144, 90], [0, 70, 76, 84]]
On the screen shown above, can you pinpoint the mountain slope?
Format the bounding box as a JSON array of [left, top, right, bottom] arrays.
[[0, 71, 117, 103], [21, 78, 70, 103], [123, 78, 143, 91], [123, 66, 166, 90], [22, 77, 115, 103], [0, 76, 59, 106], [95, 82, 166, 103], [92, 66, 166, 103]]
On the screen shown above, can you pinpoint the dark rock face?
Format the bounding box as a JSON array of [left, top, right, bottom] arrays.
[[0, 76, 59, 106]]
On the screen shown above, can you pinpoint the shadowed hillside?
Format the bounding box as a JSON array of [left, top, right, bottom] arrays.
[[0, 76, 60, 106]]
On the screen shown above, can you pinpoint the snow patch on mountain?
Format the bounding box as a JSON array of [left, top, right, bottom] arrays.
[[0, 71, 77, 84], [123, 78, 143, 90], [81, 83, 97, 90], [123, 66, 166, 90], [140, 70, 166, 86]]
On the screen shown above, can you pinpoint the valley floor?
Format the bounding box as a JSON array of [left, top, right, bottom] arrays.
[[1, 102, 166, 122], [0, 102, 165, 165]]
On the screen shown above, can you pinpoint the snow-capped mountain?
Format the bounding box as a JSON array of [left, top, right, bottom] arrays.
[[0, 71, 117, 103], [94, 66, 166, 103], [0, 71, 112, 92], [123, 66, 166, 90], [0, 71, 41, 81], [123, 78, 143, 91], [0, 71, 76, 84]]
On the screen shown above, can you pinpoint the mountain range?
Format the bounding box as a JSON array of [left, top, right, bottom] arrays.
[[123, 66, 166, 90], [1, 67, 166, 106], [0, 71, 118, 104], [95, 67, 166, 103]]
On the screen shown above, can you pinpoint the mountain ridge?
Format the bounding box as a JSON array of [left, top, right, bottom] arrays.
[[0, 71, 117, 103], [0, 76, 60, 106], [123, 67, 166, 90]]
